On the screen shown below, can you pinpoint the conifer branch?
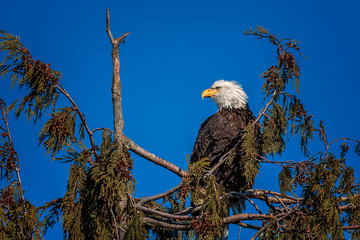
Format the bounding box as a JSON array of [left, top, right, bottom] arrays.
[[327, 137, 360, 153], [55, 84, 98, 157], [0, 103, 24, 201], [254, 89, 277, 126]]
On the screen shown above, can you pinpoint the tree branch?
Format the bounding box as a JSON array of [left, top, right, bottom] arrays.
[[126, 137, 187, 178], [224, 213, 277, 223], [139, 183, 182, 204], [0, 104, 24, 201], [143, 217, 190, 230], [137, 205, 194, 220], [55, 84, 98, 158], [105, 10, 187, 178], [106, 8, 129, 137]]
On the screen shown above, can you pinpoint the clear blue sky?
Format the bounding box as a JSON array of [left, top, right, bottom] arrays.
[[1, 0, 360, 239]]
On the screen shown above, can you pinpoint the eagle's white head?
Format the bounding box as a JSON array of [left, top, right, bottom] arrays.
[[201, 80, 248, 110]]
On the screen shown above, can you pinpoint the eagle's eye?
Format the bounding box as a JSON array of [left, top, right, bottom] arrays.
[[214, 86, 221, 90]]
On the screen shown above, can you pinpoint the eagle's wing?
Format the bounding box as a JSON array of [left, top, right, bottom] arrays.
[[190, 109, 244, 165], [190, 108, 255, 192]]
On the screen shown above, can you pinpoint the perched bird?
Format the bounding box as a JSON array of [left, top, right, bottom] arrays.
[[190, 80, 259, 210]]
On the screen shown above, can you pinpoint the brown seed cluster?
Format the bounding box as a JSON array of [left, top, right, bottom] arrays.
[[49, 112, 70, 137], [278, 50, 299, 72], [117, 159, 133, 181], [264, 66, 280, 89], [12, 48, 59, 86], [0, 186, 23, 209], [294, 162, 316, 186], [293, 102, 313, 122], [287, 42, 300, 51], [0, 140, 18, 177], [191, 212, 222, 237], [341, 143, 350, 153]]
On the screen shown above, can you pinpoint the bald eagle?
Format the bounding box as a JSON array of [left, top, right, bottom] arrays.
[[190, 80, 257, 201]]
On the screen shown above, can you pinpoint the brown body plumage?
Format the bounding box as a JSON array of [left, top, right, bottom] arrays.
[[190, 106, 256, 192]]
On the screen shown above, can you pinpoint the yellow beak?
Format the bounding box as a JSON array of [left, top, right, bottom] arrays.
[[201, 88, 219, 99]]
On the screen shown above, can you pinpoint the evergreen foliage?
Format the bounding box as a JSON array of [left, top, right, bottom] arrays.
[[0, 25, 359, 240], [0, 30, 61, 123]]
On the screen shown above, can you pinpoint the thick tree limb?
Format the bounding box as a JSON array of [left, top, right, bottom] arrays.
[[106, 9, 187, 178], [137, 205, 194, 220], [224, 213, 277, 224], [106, 8, 129, 136], [125, 137, 187, 178]]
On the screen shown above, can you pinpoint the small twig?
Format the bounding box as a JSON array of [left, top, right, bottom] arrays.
[[244, 195, 262, 214], [254, 90, 278, 127], [237, 222, 262, 230], [250, 224, 269, 240], [237, 225, 241, 240], [109, 203, 120, 240], [175, 204, 202, 215], [91, 127, 106, 135], [327, 137, 360, 150], [139, 184, 182, 204], [274, 195, 290, 213], [343, 225, 360, 229]]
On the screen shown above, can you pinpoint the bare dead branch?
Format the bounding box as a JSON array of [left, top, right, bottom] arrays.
[[175, 205, 202, 215], [237, 222, 262, 231], [106, 8, 129, 137], [343, 225, 360, 229], [139, 184, 182, 204], [143, 217, 190, 230], [232, 189, 301, 204], [126, 137, 187, 178], [105, 10, 187, 178], [137, 205, 194, 220], [224, 213, 276, 223], [244, 195, 262, 214], [250, 224, 269, 240]]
